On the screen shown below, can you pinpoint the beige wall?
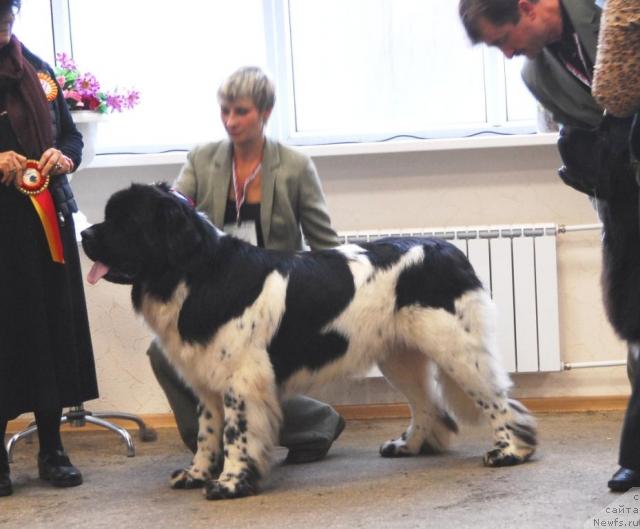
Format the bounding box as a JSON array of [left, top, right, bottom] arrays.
[[68, 142, 629, 416]]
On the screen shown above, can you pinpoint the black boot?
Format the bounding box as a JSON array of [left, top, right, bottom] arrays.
[[38, 450, 82, 488]]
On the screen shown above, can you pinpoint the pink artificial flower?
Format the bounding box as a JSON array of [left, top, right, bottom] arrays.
[[56, 75, 66, 88], [55, 52, 76, 70], [75, 73, 100, 97], [63, 90, 83, 103], [124, 90, 140, 109], [106, 93, 124, 112]]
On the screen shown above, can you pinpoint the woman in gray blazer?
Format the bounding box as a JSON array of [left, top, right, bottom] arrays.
[[147, 66, 344, 465]]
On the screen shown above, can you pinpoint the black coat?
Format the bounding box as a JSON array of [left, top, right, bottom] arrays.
[[0, 44, 98, 419]]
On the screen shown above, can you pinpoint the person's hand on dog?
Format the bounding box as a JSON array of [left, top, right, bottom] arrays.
[[0, 150, 26, 186], [39, 147, 71, 177]]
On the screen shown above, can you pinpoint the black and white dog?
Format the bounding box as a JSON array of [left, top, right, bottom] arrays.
[[81, 183, 537, 500]]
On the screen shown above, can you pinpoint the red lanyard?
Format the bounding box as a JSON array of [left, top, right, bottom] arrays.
[[231, 158, 262, 224]]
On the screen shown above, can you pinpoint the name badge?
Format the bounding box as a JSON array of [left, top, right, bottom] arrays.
[[223, 220, 258, 246]]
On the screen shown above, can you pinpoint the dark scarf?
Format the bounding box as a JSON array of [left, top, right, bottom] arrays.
[[0, 35, 52, 159]]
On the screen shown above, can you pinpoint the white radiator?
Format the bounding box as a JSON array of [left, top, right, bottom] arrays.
[[338, 224, 561, 374]]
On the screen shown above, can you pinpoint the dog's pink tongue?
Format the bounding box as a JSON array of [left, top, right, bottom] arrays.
[[87, 261, 110, 285]]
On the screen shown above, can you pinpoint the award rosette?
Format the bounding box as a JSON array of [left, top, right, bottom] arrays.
[[37, 72, 58, 102], [15, 160, 65, 263]]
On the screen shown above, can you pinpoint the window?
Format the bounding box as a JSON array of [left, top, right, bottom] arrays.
[[18, 0, 537, 155], [67, 0, 267, 153], [12, 0, 54, 65], [286, 0, 488, 139], [504, 56, 537, 122], [284, 0, 537, 144]]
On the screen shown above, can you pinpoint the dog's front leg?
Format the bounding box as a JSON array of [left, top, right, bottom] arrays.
[[204, 368, 281, 500], [171, 393, 224, 489]]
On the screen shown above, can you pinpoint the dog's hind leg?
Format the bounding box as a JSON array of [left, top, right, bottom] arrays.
[[431, 342, 536, 467], [170, 394, 224, 489], [378, 349, 458, 457], [203, 359, 282, 500], [399, 290, 537, 466]]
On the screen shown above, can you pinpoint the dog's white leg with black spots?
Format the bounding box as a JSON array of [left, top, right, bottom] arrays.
[[430, 339, 537, 466], [378, 350, 458, 457], [398, 290, 537, 466], [432, 341, 536, 466], [454, 291, 537, 466], [170, 394, 224, 489], [481, 396, 537, 467], [203, 364, 281, 500]]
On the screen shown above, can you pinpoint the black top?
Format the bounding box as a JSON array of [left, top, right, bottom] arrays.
[[223, 199, 265, 248]]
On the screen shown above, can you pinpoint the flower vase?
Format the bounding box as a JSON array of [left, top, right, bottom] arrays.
[[71, 110, 107, 170]]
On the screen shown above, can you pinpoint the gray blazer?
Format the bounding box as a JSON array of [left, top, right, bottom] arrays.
[[522, 0, 603, 128], [174, 138, 338, 251]]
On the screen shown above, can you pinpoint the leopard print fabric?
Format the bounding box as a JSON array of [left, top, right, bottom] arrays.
[[592, 0, 640, 117]]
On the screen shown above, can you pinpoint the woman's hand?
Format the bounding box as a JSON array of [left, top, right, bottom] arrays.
[[39, 148, 73, 177], [0, 150, 26, 186]]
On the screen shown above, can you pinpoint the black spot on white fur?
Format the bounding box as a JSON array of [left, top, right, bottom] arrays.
[[440, 411, 459, 434]]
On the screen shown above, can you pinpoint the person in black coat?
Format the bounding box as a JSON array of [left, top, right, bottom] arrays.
[[0, 0, 98, 496], [592, 0, 640, 492]]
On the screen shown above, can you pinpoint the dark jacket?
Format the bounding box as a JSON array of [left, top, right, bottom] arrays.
[[22, 45, 82, 217]]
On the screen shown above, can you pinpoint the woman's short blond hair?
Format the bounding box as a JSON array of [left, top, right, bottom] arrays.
[[217, 66, 275, 113]]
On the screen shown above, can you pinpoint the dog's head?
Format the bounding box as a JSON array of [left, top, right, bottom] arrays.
[[82, 183, 207, 285]]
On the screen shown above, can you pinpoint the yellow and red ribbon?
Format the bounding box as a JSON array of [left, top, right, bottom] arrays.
[[15, 160, 64, 263]]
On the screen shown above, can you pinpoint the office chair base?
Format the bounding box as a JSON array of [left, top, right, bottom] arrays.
[[5, 405, 157, 463]]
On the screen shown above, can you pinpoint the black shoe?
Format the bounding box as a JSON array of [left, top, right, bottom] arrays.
[[0, 470, 12, 497], [608, 467, 640, 492], [284, 415, 346, 464], [38, 451, 83, 488]]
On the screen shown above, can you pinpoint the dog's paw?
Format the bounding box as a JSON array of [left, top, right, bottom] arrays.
[[170, 468, 206, 489], [203, 474, 258, 500], [483, 442, 535, 467], [379, 438, 417, 458]]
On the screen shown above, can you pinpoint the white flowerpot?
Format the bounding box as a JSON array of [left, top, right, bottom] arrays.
[[71, 110, 108, 169]]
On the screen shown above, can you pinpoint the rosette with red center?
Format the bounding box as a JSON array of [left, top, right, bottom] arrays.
[[15, 159, 50, 195]]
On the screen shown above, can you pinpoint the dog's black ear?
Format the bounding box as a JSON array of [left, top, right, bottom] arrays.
[[159, 197, 203, 267]]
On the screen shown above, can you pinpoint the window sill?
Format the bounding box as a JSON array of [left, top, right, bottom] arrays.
[[86, 132, 559, 169]]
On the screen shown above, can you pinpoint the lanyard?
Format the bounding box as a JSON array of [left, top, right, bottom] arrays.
[[561, 33, 592, 88], [231, 158, 262, 224]]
